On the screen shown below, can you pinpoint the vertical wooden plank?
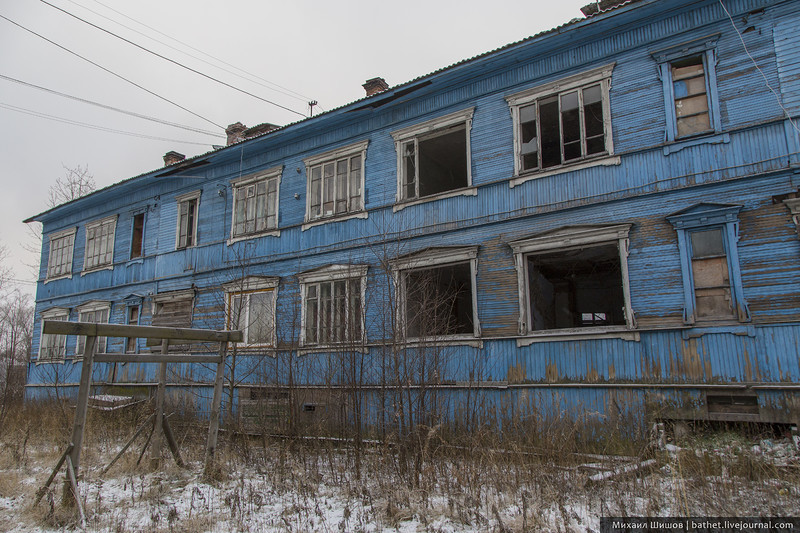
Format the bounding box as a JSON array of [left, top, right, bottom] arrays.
[[150, 339, 168, 469], [204, 341, 227, 476], [63, 334, 96, 506]]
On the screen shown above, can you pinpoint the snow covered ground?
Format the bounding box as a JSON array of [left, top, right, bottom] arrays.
[[1, 426, 798, 532]]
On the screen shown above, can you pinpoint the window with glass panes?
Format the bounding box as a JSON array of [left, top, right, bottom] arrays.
[[308, 154, 363, 220], [84, 216, 116, 271], [232, 175, 279, 238], [47, 229, 76, 279], [228, 290, 275, 345], [303, 278, 363, 345], [76, 306, 109, 355]]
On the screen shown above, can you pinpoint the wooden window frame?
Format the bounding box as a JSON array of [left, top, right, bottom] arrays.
[[82, 215, 118, 273], [510, 225, 635, 337], [229, 166, 282, 243], [45, 227, 77, 282], [38, 307, 70, 363], [303, 141, 368, 228], [667, 204, 750, 325], [175, 190, 201, 250], [130, 212, 145, 260], [223, 276, 280, 348], [298, 265, 368, 348], [75, 300, 111, 357]]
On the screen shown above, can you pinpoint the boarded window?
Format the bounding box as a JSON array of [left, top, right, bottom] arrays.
[[690, 228, 735, 319], [526, 244, 625, 331], [403, 262, 475, 337], [152, 297, 193, 328], [671, 55, 711, 138]]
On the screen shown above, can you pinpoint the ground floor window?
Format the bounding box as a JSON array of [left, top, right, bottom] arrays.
[[298, 265, 367, 347]]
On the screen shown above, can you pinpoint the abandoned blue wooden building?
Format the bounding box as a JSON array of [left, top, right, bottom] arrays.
[[25, 0, 800, 434]]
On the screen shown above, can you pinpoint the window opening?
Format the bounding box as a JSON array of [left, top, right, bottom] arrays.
[[671, 55, 711, 138], [177, 196, 198, 248], [689, 228, 735, 319], [130, 213, 144, 259], [402, 124, 468, 199], [403, 263, 474, 337], [125, 305, 140, 353]]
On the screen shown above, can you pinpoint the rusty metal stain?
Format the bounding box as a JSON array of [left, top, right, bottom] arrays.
[[507, 362, 526, 384], [545, 361, 558, 383]]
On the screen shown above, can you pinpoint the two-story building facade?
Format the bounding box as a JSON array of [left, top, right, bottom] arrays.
[[25, 0, 800, 434]]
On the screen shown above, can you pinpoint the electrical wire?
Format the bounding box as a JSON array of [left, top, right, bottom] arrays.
[[0, 13, 225, 130], [718, 0, 800, 135], [0, 73, 224, 137], [40, 0, 308, 118], [0, 101, 213, 146], [68, 0, 314, 105]]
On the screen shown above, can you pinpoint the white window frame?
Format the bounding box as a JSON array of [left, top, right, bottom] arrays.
[[298, 264, 368, 348], [652, 34, 722, 147], [45, 227, 77, 282], [82, 215, 117, 273], [303, 140, 369, 229], [175, 190, 201, 249], [390, 246, 481, 343], [510, 225, 635, 341], [38, 307, 70, 363], [229, 166, 282, 243], [223, 276, 280, 348], [75, 300, 111, 357], [506, 63, 618, 188], [391, 108, 476, 208]]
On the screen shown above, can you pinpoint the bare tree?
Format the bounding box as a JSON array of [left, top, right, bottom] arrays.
[[47, 164, 96, 208], [0, 289, 34, 434]]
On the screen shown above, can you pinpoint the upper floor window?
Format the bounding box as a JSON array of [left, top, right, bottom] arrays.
[[130, 212, 145, 259], [298, 265, 367, 347], [176, 191, 200, 249], [667, 203, 749, 324], [75, 300, 111, 356], [391, 108, 474, 203], [46, 227, 76, 281], [224, 276, 279, 347], [391, 247, 480, 340], [507, 64, 614, 177], [231, 166, 282, 240], [83, 215, 117, 272], [509, 225, 635, 334], [304, 141, 368, 223], [653, 35, 721, 142], [38, 307, 69, 362]]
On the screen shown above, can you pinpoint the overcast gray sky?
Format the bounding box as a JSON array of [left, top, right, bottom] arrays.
[[0, 0, 592, 296]]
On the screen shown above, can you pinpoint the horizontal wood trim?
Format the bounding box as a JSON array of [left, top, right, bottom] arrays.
[[93, 353, 223, 364], [42, 320, 242, 343]]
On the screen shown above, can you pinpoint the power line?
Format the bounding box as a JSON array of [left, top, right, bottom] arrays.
[[0, 73, 224, 137], [41, 0, 308, 118], [0, 13, 225, 130], [0, 101, 214, 146], [69, 0, 313, 105]]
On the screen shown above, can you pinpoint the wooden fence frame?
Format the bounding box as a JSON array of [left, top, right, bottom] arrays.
[[35, 320, 242, 510]]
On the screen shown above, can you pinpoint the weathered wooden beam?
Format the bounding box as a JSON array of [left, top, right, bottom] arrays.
[[62, 335, 96, 507], [162, 416, 184, 468], [65, 456, 86, 529], [151, 340, 168, 470], [34, 443, 73, 506], [43, 320, 243, 343], [204, 341, 228, 477], [93, 353, 222, 364]]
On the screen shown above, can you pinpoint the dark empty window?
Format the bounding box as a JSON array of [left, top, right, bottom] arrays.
[[404, 263, 474, 337], [526, 244, 625, 331], [130, 213, 144, 259]]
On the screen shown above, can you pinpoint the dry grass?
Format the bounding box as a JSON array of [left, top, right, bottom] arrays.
[[0, 402, 797, 532]]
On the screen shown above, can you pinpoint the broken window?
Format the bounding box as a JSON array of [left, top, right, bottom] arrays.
[[510, 225, 635, 334], [304, 141, 368, 222], [46, 227, 76, 280], [526, 244, 625, 331], [507, 65, 614, 176], [667, 203, 749, 324], [130, 213, 144, 259], [84, 215, 117, 272], [39, 308, 69, 361], [231, 167, 281, 239], [403, 263, 475, 338], [652, 36, 721, 142], [392, 109, 473, 202], [298, 265, 367, 347], [175, 191, 200, 249]]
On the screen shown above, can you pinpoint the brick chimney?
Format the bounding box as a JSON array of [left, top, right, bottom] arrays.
[[363, 77, 389, 97], [163, 151, 185, 166], [225, 122, 247, 146]]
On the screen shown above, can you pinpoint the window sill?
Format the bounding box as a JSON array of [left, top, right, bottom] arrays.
[[302, 211, 368, 231], [44, 274, 72, 284], [34, 358, 66, 365], [80, 265, 114, 276], [126, 258, 144, 266], [228, 230, 280, 245], [400, 336, 483, 349], [298, 343, 369, 355], [393, 187, 477, 212], [510, 155, 621, 189], [516, 327, 639, 346], [681, 323, 755, 339], [663, 132, 729, 155]]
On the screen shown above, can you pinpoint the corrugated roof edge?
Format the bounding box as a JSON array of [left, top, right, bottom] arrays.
[[24, 0, 646, 225]]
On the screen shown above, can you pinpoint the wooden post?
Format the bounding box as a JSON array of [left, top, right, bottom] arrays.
[[150, 339, 168, 470], [204, 340, 227, 476], [62, 334, 96, 506]]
